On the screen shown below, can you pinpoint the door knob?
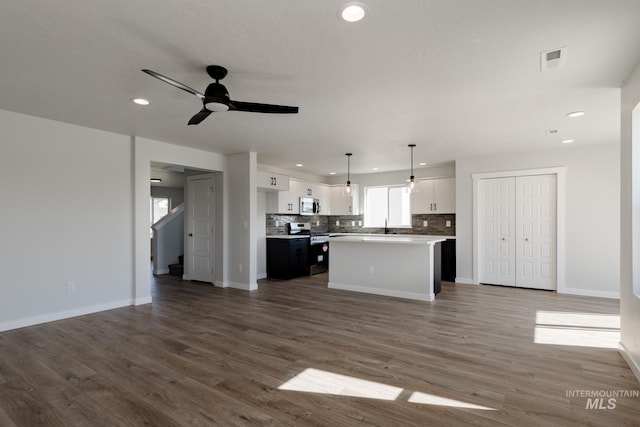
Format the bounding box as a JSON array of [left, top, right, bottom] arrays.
[[188, 233, 193, 237]]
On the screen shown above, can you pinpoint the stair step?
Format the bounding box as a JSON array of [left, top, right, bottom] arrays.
[[168, 263, 183, 276]]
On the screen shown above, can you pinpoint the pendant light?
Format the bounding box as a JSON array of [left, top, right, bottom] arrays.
[[408, 144, 416, 191], [345, 153, 353, 194]]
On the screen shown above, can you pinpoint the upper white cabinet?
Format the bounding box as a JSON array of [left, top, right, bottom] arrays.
[[330, 184, 359, 215], [411, 177, 455, 214], [317, 184, 331, 215], [265, 179, 325, 214], [257, 171, 289, 191]]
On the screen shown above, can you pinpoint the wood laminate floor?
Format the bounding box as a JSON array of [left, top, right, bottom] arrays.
[[0, 274, 638, 426]]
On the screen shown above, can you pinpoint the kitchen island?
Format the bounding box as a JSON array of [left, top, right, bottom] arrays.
[[328, 235, 446, 301]]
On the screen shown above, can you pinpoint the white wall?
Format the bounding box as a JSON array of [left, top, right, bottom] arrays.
[[620, 61, 640, 380], [456, 144, 620, 297], [151, 186, 184, 208], [227, 152, 258, 290], [257, 191, 267, 279], [0, 110, 134, 331]]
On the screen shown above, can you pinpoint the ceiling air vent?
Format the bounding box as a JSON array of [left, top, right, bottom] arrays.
[[540, 46, 567, 71]]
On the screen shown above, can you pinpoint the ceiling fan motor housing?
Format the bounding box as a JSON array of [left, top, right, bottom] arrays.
[[204, 82, 230, 111]]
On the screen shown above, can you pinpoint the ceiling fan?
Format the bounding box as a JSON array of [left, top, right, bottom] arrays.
[[142, 65, 299, 125]]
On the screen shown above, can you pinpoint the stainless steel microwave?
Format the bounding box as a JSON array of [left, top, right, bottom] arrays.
[[300, 197, 320, 215]]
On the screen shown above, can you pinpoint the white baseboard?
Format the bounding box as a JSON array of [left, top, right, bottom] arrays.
[[619, 342, 640, 383], [328, 282, 434, 302], [154, 268, 169, 275], [257, 272, 267, 280], [226, 281, 258, 291], [0, 299, 134, 332], [455, 277, 476, 285], [215, 280, 228, 288], [558, 288, 620, 299], [134, 296, 152, 305]]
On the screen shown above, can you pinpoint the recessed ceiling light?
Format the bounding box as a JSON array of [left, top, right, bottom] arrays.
[[372, 167, 379, 171], [340, 3, 366, 22], [566, 111, 585, 118], [561, 139, 574, 144], [419, 162, 427, 166], [150, 178, 162, 182], [132, 98, 150, 106], [329, 172, 337, 175], [296, 164, 304, 167]]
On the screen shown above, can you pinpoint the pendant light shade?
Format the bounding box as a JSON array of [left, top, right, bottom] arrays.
[[345, 153, 353, 194], [408, 144, 416, 192]]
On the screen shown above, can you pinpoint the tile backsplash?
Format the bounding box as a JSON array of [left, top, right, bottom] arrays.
[[266, 213, 455, 236]]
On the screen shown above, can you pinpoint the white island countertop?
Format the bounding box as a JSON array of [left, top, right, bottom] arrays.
[[330, 235, 446, 245]]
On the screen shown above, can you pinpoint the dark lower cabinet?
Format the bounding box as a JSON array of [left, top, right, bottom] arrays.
[[441, 239, 456, 282], [434, 242, 442, 295], [267, 238, 310, 280]]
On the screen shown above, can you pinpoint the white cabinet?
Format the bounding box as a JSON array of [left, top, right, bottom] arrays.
[[317, 184, 331, 215], [330, 184, 359, 215], [411, 177, 455, 214], [257, 171, 289, 191]]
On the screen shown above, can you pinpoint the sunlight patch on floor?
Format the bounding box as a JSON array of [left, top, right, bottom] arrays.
[[278, 368, 496, 410], [534, 311, 620, 349], [408, 391, 496, 410], [278, 368, 402, 400]]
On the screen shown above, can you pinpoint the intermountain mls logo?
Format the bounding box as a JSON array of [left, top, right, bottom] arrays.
[[566, 389, 640, 410]]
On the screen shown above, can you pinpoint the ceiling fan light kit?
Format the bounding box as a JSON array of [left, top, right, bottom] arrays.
[[142, 65, 299, 125]]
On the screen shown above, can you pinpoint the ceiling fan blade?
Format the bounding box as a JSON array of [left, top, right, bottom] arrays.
[[188, 108, 212, 125], [229, 100, 299, 114], [142, 69, 204, 99]]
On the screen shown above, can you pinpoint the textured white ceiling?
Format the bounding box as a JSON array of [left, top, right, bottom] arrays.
[[1, 0, 639, 175]]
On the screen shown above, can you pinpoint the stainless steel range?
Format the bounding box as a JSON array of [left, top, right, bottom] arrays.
[[309, 232, 329, 275], [286, 222, 329, 275]]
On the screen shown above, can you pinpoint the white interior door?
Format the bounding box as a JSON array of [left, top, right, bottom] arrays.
[[515, 175, 556, 290], [187, 175, 215, 283], [479, 177, 516, 286]]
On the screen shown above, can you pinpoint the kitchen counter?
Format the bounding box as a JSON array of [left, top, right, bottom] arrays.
[[329, 235, 445, 301], [330, 235, 447, 245], [266, 235, 310, 240], [330, 233, 455, 239]]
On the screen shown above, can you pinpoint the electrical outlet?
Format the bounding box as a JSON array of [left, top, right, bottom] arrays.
[[358, 220, 362, 227], [238, 264, 243, 272], [351, 221, 355, 226], [336, 220, 340, 226], [423, 220, 428, 227], [66, 282, 76, 294], [368, 265, 374, 274], [276, 220, 282, 227], [446, 220, 451, 227], [316, 220, 320, 226]]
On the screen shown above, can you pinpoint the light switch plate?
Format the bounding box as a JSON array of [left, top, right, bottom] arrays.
[[351, 221, 355, 226], [423, 220, 428, 227], [336, 220, 340, 226], [446, 220, 451, 227]]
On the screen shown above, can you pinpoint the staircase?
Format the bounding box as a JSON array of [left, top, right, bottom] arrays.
[[168, 255, 184, 276]]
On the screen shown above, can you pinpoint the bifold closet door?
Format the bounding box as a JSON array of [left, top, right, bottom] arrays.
[[515, 174, 556, 290], [479, 177, 516, 286], [479, 174, 557, 290]]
